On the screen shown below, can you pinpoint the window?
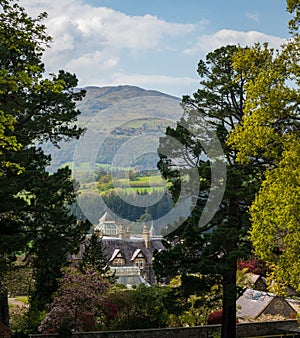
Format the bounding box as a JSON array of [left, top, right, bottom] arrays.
[[134, 258, 145, 269], [113, 258, 125, 266]]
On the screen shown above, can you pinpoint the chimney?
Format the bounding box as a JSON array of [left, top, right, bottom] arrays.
[[119, 224, 126, 239], [143, 224, 150, 248], [94, 228, 101, 237], [125, 226, 131, 239]]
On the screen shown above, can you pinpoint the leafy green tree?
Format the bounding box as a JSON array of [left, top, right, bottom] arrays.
[[154, 45, 260, 338], [97, 173, 114, 192], [0, 0, 89, 326], [228, 2, 300, 293]]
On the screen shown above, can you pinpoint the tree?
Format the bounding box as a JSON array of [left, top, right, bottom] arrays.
[[0, 0, 89, 325], [227, 2, 300, 293], [154, 45, 260, 338], [80, 233, 112, 278], [38, 267, 116, 335]]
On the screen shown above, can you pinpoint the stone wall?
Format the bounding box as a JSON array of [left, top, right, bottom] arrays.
[[29, 320, 298, 338]]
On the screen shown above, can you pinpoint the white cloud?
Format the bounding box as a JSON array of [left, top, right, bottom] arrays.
[[20, 0, 195, 52], [184, 29, 287, 55], [18, 0, 198, 96]]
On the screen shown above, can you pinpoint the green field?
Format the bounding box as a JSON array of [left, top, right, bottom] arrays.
[[73, 165, 168, 195], [103, 174, 167, 194]]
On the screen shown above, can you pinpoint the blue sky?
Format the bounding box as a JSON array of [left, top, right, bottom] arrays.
[[20, 0, 292, 97]]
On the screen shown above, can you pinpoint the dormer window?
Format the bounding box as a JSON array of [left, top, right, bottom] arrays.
[[110, 249, 125, 266], [131, 249, 146, 269]]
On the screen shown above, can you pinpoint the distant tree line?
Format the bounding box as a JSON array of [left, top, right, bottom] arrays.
[[102, 190, 173, 223]]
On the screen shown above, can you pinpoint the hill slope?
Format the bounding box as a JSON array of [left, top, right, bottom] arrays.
[[46, 85, 181, 170]]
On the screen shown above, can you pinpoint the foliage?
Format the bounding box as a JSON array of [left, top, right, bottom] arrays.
[[228, 3, 300, 293], [250, 140, 300, 293], [166, 274, 222, 327], [38, 267, 116, 334], [9, 305, 28, 333], [107, 284, 170, 330], [228, 43, 299, 165], [8, 298, 47, 336], [237, 259, 268, 276], [5, 258, 33, 297], [97, 173, 114, 192], [0, 111, 22, 175], [0, 0, 90, 323], [107, 276, 221, 330], [286, 0, 300, 33]]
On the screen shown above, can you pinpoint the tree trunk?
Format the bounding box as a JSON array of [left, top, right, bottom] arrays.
[[0, 291, 9, 327], [221, 263, 237, 338]]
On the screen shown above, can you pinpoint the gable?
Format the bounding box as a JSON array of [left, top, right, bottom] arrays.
[[109, 248, 124, 262], [263, 297, 297, 318], [131, 248, 146, 261]]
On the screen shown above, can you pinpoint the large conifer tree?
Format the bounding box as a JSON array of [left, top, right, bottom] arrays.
[[154, 45, 260, 338]]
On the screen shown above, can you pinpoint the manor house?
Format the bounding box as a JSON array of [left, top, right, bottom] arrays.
[[71, 211, 164, 287]]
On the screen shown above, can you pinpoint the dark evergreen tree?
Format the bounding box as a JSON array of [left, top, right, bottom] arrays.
[[154, 45, 261, 338], [80, 233, 111, 276]]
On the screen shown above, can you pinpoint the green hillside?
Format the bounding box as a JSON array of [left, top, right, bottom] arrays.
[[46, 85, 181, 170]]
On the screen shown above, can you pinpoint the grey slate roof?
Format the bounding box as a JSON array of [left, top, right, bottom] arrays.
[[237, 289, 274, 319], [102, 236, 164, 265]]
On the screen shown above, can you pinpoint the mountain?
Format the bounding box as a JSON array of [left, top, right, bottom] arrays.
[[45, 85, 182, 171], [77, 85, 178, 117]]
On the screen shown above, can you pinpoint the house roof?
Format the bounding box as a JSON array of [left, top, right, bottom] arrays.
[[110, 266, 151, 287], [237, 289, 275, 319], [102, 237, 164, 265], [131, 248, 143, 261], [95, 211, 119, 235], [99, 211, 115, 223], [237, 288, 298, 321], [247, 273, 266, 285]]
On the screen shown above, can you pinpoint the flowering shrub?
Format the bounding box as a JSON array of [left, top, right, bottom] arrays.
[[237, 259, 268, 276], [207, 310, 223, 325], [38, 267, 117, 333]]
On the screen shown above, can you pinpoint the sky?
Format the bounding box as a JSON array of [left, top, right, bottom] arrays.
[[19, 0, 292, 97]]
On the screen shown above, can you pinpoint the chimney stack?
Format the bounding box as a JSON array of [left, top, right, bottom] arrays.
[[125, 226, 131, 239], [143, 224, 150, 248], [119, 224, 126, 239]]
